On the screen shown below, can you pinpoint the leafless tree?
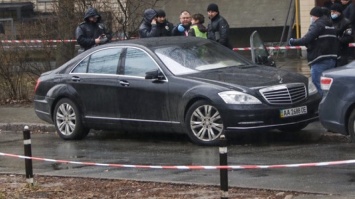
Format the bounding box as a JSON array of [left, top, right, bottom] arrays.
[[0, 0, 166, 101], [56, 0, 76, 67], [113, 0, 163, 39]]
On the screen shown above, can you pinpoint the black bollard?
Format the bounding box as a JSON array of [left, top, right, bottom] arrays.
[[219, 134, 228, 199], [23, 126, 33, 186]]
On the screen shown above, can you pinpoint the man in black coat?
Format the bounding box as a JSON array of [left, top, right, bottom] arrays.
[[324, 0, 341, 9], [139, 8, 158, 38], [206, 3, 232, 49], [0, 23, 4, 34], [340, 0, 352, 11], [155, 9, 174, 37], [139, 9, 174, 38], [289, 7, 338, 96], [330, 3, 353, 66], [75, 7, 112, 51]]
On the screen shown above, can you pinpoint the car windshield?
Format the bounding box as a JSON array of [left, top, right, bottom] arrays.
[[154, 43, 248, 75]]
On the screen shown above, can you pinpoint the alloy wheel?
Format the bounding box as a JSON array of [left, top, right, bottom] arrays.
[[190, 104, 224, 142], [56, 103, 76, 136]]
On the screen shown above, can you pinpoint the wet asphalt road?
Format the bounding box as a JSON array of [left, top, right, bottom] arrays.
[[1, 121, 355, 196]]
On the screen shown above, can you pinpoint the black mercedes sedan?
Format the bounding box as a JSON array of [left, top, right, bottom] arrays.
[[34, 36, 321, 145]]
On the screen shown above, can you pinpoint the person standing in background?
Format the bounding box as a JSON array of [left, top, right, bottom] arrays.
[[342, 0, 353, 18], [330, 4, 353, 66], [0, 23, 4, 35], [324, 0, 341, 9], [155, 9, 174, 36], [138, 8, 158, 38], [340, 0, 352, 11], [75, 7, 112, 52], [172, 11, 192, 36], [188, 13, 207, 38], [289, 7, 338, 96], [206, 3, 232, 49]]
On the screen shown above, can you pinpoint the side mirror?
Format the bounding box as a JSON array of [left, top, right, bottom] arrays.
[[145, 70, 165, 81]]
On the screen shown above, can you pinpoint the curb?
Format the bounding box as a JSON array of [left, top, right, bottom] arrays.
[[0, 123, 55, 132]]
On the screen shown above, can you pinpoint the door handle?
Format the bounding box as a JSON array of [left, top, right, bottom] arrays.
[[119, 80, 130, 87], [71, 76, 80, 82]]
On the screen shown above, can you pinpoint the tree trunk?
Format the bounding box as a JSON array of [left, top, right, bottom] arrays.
[[56, 0, 75, 67]]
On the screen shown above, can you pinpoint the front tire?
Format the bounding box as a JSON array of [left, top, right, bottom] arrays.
[[53, 98, 89, 140], [185, 100, 224, 146], [348, 109, 355, 142]]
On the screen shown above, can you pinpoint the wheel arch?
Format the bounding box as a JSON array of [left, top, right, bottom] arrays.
[[344, 103, 355, 135], [181, 85, 226, 124], [48, 85, 85, 123], [183, 97, 214, 123]]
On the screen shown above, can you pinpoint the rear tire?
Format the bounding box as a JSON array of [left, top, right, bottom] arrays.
[[348, 109, 355, 142], [185, 100, 224, 146], [53, 98, 89, 140]]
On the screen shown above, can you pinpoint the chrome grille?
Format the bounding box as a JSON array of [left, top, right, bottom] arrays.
[[259, 83, 307, 105]]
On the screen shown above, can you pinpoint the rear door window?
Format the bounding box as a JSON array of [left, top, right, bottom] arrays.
[[72, 48, 122, 74]]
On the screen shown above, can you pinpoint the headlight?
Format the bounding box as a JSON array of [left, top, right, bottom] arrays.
[[218, 91, 262, 104], [308, 77, 318, 95]]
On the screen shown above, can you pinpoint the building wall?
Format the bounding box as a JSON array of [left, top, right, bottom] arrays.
[[1, 0, 317, 42], [1, 0, 314, 30], [299, 0, 314, 37], [157, 0, 294, 28], [0, 0, 121, 13]]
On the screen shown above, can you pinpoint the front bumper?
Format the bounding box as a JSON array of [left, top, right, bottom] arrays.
[[221, 94, 321, 133]]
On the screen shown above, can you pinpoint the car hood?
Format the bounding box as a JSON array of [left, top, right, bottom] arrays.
[[181, 65, 306, 89]]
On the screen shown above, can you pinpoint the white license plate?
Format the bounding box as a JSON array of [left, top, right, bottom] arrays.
[[280, 106, 307, 118]]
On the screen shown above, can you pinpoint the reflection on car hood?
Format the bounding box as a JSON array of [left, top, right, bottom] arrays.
[[182, 65, 306, 88]]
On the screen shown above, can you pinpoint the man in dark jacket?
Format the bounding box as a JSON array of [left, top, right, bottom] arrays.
[[172, 11, 192, 36], [289, 7, 338, 96], [155, 9, 174, 36], [75, 7, 112, 51], [343, 0, 353, 18], [340, 0, 352, 11], [138, 8, 158, 38], [324, 0, 341, 9], [139, 9, 173, 38], [0, 23, 4, 34], [206, 3, 232, 49], [330, 3, 353, 66]]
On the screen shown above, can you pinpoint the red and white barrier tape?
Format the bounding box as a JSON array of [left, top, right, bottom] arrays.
[[233, 46, 307, 51], [1, 152, 355, 170], [0, 39, 76, 43]]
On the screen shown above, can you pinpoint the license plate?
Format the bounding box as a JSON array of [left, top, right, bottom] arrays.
[[280, 106, 307, 118]]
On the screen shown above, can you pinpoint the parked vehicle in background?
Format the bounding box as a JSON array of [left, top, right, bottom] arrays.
[[34, 36, 321, 146], [319, 61, 355, 141]]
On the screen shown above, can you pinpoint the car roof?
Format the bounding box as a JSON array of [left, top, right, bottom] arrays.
[[105, 36, 211, 49]]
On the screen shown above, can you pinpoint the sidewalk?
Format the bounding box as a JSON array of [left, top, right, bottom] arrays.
[[0, 104, 55, 132]]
